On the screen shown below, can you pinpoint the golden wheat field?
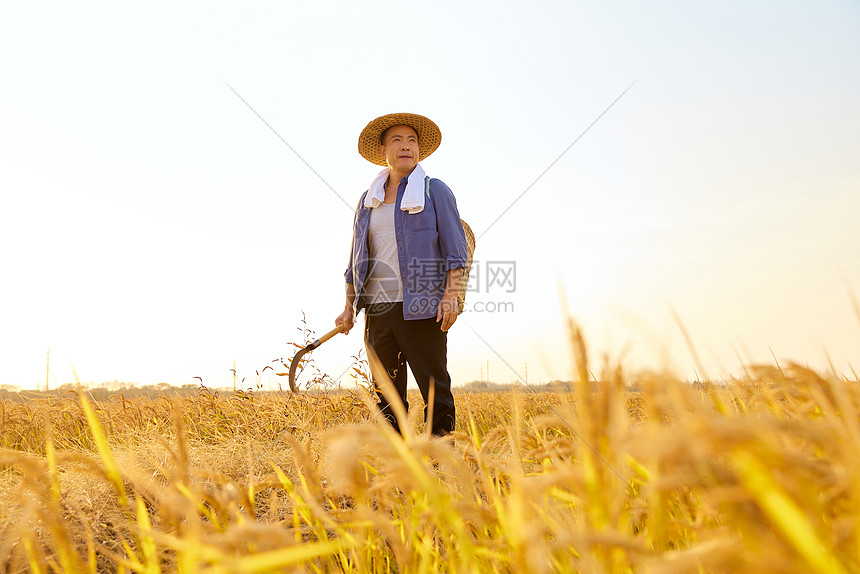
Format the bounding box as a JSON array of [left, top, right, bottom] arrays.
[[2, 334, 859, 573]]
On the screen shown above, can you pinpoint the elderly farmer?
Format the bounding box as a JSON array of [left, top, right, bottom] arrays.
[[335, 113, 468, 437]]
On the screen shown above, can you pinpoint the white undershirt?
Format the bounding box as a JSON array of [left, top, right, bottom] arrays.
[[365, 202, 403, 303]]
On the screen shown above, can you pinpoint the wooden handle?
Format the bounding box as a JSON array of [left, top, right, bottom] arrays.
[[318, 323, 345, 345]]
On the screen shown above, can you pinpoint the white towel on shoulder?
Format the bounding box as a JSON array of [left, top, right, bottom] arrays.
[[364, 164, 426, 214]]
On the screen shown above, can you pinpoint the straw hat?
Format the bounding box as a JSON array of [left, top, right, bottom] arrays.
[[358, 113, 441, 166]]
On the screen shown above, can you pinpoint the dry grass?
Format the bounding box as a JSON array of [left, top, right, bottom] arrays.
[[1, 346, 859, 572]]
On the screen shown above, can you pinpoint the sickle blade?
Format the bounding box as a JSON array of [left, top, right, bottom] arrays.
[[288, 346, 310, 392], [287, 324, 345, 392]]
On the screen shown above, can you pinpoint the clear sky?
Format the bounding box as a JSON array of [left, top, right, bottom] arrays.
[[2, 1, 859, 390]]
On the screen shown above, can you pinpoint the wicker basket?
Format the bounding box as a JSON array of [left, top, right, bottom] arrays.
[[458, 219, 476, 314]]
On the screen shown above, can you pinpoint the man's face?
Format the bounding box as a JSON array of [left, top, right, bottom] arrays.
[[380, 125, 419, 172]]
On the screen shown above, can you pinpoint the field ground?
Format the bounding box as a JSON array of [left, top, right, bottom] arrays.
[[1, 361, 859, 573]]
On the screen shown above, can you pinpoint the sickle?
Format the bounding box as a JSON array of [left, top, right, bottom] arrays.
[[287, 324, 345, 392]]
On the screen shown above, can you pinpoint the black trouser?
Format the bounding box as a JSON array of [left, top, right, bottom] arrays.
[[363, 302, 456, 436]]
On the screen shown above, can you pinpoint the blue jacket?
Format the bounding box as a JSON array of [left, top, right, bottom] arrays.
[[345, 176, 468, 320]]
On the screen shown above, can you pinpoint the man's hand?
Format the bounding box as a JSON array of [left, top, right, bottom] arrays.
[[337, 283, 357, 335], [436, 292, 459, 332], [336, 306, 355, 335]]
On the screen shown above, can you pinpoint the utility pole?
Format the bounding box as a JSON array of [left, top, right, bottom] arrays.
[[486, 360, 489, 385], [46, 348, 50, 392]]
